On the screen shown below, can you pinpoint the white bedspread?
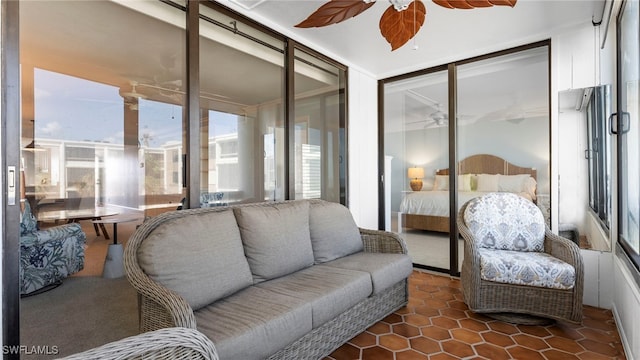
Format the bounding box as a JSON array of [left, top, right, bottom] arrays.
[[399, 191, 533, 217]]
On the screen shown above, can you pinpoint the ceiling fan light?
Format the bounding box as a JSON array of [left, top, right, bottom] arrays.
[[389, 0, 411, 11]]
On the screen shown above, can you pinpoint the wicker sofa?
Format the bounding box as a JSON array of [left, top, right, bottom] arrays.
[[59, 327, 218, 360], [124, 199, 412, 360]]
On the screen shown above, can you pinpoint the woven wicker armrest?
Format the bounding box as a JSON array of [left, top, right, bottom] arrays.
[[544, 229, 584, 271], [359, 228, 408, 254], [124, 219, 197, 329], [58, 327, 219, 360]]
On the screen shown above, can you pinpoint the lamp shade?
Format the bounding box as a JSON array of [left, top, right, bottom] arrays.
[[407, 167, 424, 179]]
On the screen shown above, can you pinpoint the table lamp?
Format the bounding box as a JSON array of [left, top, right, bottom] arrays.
[[408, 167, 424, 191]]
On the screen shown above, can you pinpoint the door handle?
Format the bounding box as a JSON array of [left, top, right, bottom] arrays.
[[610, 112, 631, 135], [8, 166, 16, 206]]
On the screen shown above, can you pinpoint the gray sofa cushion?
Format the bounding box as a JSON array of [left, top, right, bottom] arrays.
[[256, 265, 372, 328], [234, 201, 314, 283], [324, 252, 413, 295], [138, 209, 253, 310], [195, 286, 312, 360], [309, 200, 363, 263]]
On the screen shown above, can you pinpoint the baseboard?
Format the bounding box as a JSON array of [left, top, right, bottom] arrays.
[[611, 303, 634, 360]]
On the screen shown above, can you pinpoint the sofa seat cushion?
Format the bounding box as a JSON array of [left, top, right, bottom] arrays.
[[478, 248, 576, 290], [138, 209, 253, 310], [195, 286, 312, 360], [308, 200, 364, 263], [323, 252, 413, 295], [256, 265, 372, 328], [234, 201, 315, 283]]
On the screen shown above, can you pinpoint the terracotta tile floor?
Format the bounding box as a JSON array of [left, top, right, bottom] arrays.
[[326, 270, 626, 360]]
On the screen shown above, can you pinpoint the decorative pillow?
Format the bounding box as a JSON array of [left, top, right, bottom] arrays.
[[309, 200, 363, 263], [234, 201, 314, 283], [463, 192, 545, 252], [476, 174, 500, 192], [138, 209, 253, 310], [433, 175, 449, 191], [470, 174, 478, 191], [498, 174, 531, 193], [459, 174, 473, 192]]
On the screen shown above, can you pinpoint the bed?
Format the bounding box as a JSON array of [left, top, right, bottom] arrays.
[[398, 154, 538, 233]]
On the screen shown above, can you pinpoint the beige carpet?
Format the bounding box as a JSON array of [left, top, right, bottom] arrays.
[[20, 276, 138, 359], [20, 219, 141, 359]]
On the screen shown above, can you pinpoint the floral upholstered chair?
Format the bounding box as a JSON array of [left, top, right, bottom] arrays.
[[20, 201, 87, 296], [457, 192, 584, 324]]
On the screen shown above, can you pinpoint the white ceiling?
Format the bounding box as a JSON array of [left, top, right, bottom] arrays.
[[223, 0, 603, 78]]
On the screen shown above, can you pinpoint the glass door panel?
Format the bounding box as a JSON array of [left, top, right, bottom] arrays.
[[618, 0, 640, 264], [293, 48, 346, 203], [199, 5, 285, 205], [383, 70, 451, 271], [20, 1, 187, 217], [456, 46, 550, 271]]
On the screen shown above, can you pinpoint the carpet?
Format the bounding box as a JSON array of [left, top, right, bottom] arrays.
[[20, 276, 138, 359]]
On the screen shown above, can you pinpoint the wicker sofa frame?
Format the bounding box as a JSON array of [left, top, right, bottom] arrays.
[[457, 199, 584, 324], [59, 327, 218, 360], [124, 203, 409, 359]]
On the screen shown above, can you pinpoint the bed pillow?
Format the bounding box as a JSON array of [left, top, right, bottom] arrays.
[[498, 174, 531, 193], [432, 174, 472, 191], [470, 174, 478, 191], [459, 174, 473, 192], [433, 175, 449, 190], [524, 176, 538, 199], [476, 174, 500, 192]]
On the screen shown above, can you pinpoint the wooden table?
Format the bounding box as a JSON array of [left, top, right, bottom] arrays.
[[37, 208, 119, 239]]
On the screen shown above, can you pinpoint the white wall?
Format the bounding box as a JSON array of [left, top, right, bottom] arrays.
[[347, 68, 379, 229], [613, 253, 640, 360]]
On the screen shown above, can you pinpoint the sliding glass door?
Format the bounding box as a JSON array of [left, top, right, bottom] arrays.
[[20, 0, 187, 218], [383, 68, 451, 271], [617, 0, 640, 269], [380, 42, 550, 275], [198, 5, 285, 206]]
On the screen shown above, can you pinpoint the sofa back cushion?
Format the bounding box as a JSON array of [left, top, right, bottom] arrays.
[[309, 200, 363, 263], [137, 209, 253, 310], [234, 201, 314, 283]]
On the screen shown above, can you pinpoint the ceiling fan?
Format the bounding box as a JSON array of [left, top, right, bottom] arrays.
[[119, 81, 148, 110], [295, 0, 518, 51]]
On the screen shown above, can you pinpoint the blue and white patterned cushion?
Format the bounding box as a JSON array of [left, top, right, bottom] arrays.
[[19, 202, 86, 295], [464, 192, 545, 252], [20, 201, 39, 236], [478, 248, 576, 290]]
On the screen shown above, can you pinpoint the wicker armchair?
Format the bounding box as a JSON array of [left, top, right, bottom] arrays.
[[58, 327, 218, 360], [457, 192, 583, 324]]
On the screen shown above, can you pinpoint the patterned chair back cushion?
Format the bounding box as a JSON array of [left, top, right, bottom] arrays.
[[20, 201, 38, 236], [463, 192, 545, 252]]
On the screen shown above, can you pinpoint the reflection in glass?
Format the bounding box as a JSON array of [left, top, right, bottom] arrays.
[[383, 70, 451, 270], [199, 5, 285, 205], [293, 48, 346, 203], [21, 1, 187, 216]]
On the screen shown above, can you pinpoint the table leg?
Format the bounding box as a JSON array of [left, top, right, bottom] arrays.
[[112, 223, 118, 245], [92, 222, 100, 237], [92, 217, 110, 240]]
